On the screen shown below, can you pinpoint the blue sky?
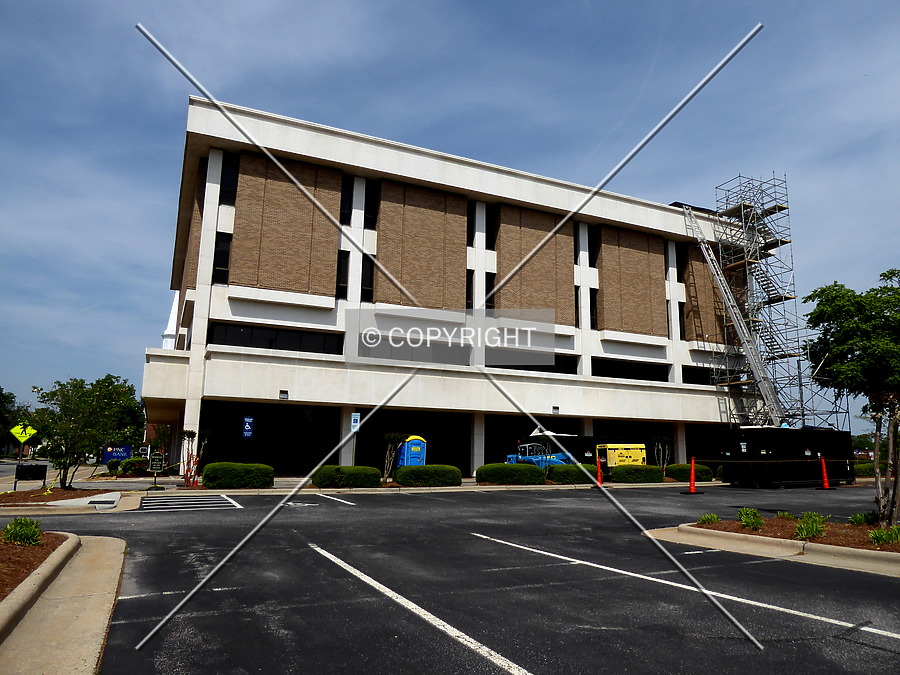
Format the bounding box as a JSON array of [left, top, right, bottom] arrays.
[[1, 1, 898, 426]]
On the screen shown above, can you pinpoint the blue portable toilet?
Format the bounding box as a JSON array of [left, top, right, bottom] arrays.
[[397, 436, 426, 467]]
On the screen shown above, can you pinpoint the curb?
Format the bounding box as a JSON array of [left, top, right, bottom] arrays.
[[0, 532, 81, 644], [647, 524, 900, 578]]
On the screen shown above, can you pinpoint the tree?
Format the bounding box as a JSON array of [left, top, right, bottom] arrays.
[[1, 386, 31, 456], [27, 375, 144, 489], [804, 269, 900, 526]]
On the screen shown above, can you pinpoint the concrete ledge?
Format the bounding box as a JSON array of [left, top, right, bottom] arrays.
[[0, 532, 81, 644], [646, 524, 900, 578]]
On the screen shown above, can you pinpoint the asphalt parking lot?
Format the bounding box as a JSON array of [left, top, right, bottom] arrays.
[[27, 484, 900, 674]]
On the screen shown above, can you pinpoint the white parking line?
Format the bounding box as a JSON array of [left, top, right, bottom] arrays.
[[309, 543, 534, 675], [472, 533, 900, 642], [319, 494, 355, 505]]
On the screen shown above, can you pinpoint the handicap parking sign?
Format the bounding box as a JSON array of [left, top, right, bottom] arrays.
[[243, 417, 254, 438]]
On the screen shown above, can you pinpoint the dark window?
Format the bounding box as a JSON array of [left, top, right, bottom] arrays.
[[485, 203, 500, 251], [574, 286, 580, 328], [361, 255, 375, 303], [364, 179, 381, 230], [682, 366, 714, 385], [587, 226, 601, 268], [335, 250, 350, 300], [466, 269, 474, 310], [678, 301, 686, 341], [208, 322, 343, 355], [592, 358, 669, 382], [675, 243, 689, 283], [489, 352, 579, 375], [484, 272, 496, 310], [573, 223, 581, 263], [219, 152, 240, 206], [589, 287, 598, 331], [211, 232, 233, 285], [466, 200, 477, 247], [340, 174, 355, 226]]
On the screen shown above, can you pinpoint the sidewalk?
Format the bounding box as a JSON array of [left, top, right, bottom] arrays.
[[0, 535, 125, 674]]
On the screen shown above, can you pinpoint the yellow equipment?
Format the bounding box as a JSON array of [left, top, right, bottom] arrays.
[[597, 444, 646, 468]]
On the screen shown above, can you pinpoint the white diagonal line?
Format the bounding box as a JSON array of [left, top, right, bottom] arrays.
[[483, 23, 764, 307], [310, 543, 534, 675], [478, 367, 763, 650], [135, 23, 421, 309], [472, 533, 900, 643], [135, 368, 420, 649]]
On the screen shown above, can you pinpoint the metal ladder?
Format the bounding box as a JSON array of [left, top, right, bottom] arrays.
[[682, 206, 786, 425]]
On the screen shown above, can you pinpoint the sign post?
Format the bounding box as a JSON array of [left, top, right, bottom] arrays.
[[10, 424, 37, 491], [148, 451, 165, 491], [350, 413, 361, 433]]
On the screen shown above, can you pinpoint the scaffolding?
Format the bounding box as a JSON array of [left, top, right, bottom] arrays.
[[711, 174, 849, 429]]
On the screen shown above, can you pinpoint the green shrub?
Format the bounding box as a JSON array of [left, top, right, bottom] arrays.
[[394, 465, 462, 487], [849, 511, 880, 526], [697, 513, 720, 524], [737, 507, 764, 531], [202, 462, 275, 489], [853, 463, 888, 478], [794, 512, 829, 540], [119, 458, 149, 476], [715, 465, 724, 480], [610, 464, 663, 483], [868, 525, 900, 546], [311, 465, 381, 488], [547, 464, 597, 484], [106, 459, 122, 474], [665, 463, 713, 482], [476, 463, 545, 485], [775, 511, 797, 521], [2, 517, 42, 546]]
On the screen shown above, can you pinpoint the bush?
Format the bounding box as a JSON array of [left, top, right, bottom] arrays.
[[311, 465, 381, 488], [202, 462, 275, 489], [394, 465, 462, 487], [737, 507, 764, 531], [610, 464, 663, 483], [2, 517, 42, 546], [106, 459, 122, 474], [119, 457, 149, 476], [697, 513, 720, 524], [849, 510, 880, 526], [476, 463, 545, 485], [665, 463, 713, 482], [853, 463, 888, 478], [715, 465, 724, 480], [869, 525, 900, 546], [547, 464, 597, 484], [794, 512, 829, 540], [775, 511, 797, 521]]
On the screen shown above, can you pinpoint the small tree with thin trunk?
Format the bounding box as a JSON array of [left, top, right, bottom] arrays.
[[805, 270, 900, 526]]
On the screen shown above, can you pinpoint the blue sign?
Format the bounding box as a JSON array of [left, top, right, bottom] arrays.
[[243, 417, 254, 438], [351, 413, 361, 433], [103, 446, 131, 464]]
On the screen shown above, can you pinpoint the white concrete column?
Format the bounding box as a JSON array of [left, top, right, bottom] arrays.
[[575, 223, 596, 377], [343, 176, 367, 305], [667, 241, 685, 384], [471, 412, 485, 476], [469, 202, 488, 367], [181, 149, 223, 470], [674, 422, 687, 464], [339, 406, 357, 465]]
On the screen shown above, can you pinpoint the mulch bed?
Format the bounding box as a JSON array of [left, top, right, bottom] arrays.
[[0, 488, 112, 506], [0, 532, 67, 602], [696, 517, 900, 553]]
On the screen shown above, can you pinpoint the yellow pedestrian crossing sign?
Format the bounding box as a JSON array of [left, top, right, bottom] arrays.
[[10, 424, 37, 443]]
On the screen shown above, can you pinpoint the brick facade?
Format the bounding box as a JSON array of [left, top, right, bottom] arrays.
[[231, 152, 341, 296], [596, 225, 667, 336], [683, 247, 725, 343], [374, 181, 467, 309], [494, 205, 575, 326]]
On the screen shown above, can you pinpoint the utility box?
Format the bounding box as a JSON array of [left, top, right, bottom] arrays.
[[397, 436, 426, 467], [597, 444, 646, 468]]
